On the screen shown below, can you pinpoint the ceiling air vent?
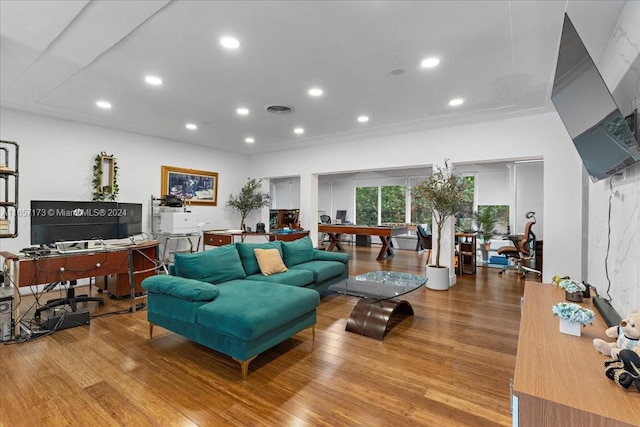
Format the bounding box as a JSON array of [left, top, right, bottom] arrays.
[[265, 105, 294, 114]]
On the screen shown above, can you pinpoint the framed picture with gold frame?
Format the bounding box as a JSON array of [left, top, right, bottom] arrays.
[[161, 165, 219, 206]]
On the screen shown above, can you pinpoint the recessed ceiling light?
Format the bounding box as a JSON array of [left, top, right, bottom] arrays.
[[448, 98, 464, 106], [185, 123, 197, 130], [96, 100, 112, 109], [357, 115, 369, 123], [245, 137, 255, 143], [294, 127, 304, 135], [308, 88, 323, 97], [421, 57, 440, 68], [390, 68, 405, 76], [220, 37, 240, 49], [145, 75, 163, 86], [236, 107, 249, 115]]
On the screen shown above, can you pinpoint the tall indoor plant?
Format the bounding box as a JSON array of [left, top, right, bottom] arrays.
[[226, 178, 271, 230], [412, 159, 465, 289], [474, 206, 498, 261]]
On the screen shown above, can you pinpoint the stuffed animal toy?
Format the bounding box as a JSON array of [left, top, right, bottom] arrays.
[[593, 311, 640, 358], [604, 349, 640, 392]]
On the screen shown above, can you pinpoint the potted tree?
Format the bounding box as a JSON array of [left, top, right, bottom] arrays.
[[474, 206, 498, 262], [412, 159, 465, 290], [226, 178, 271, 230]]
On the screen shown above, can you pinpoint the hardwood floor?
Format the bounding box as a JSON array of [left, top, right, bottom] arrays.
[[0, 244, 533, 426]]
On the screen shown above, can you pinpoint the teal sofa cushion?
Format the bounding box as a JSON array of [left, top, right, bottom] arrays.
[[174, 245, 246, 284], [235, 241, 283, 276], [313, 250, 350, 264], [142, 275, 220, 301], [198, 280, 320, 340], [245, 269, 314, 287], [290, 260, 345, 282], [281, 236, 314, 267]]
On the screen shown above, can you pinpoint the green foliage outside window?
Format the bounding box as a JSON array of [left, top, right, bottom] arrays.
[[381, 185, 406, 223], [411, 188, 431, 226], [355, 177, 472, 231], [457, 176, 475, 231], [355, 186, 377, 225]]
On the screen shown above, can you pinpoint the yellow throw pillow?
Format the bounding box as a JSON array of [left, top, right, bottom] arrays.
[[254, 248, 288, 276]]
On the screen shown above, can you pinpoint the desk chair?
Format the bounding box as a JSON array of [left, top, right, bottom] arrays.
[[34, 280, 104, 319], [416, 224, 432, 264], [497, 212, 541, 278]]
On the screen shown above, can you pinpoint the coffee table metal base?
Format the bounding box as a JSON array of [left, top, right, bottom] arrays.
[[346, 298, 414, 340]]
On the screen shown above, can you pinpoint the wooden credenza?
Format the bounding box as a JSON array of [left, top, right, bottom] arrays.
[[202, 232, 233, 248], [1, 241, 159, 299], [513, 282, 640, 426], [202, 230, 309, 249]]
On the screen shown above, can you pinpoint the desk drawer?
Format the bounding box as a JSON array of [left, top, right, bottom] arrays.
[[204, 233, 232, 247]]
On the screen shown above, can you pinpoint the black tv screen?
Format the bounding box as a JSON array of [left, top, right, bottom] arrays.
[[551, 14, 640, 182], [30, 201, 143, 245], [115, 202, 143, 238]]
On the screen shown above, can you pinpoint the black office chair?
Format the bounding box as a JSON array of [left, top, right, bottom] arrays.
[[34, 280, 104, 319], [416, 224, 432, 265], [497, 212, 541, 278]]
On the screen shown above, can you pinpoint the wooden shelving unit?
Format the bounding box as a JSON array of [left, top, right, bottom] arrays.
[[0, 141, 19, 239], [269, 209, 300, 230]]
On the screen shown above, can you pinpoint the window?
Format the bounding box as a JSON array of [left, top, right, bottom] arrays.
[[355, 186, 377, 225], [355, 184, 406, 225], [381, 185, 406, 223], [410, 185, 430, 226], [456, 176, 475, 231]]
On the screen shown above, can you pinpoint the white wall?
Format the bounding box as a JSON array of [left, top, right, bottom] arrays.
[[318, 181, 331, 220], [582, 0, 640, 315], [476, 170, 509, 206], [251, 111, 586, 285], [0, 108, 251, 254], [515, 162, 544, 239], [330, 180, 355, 223], [271, 178, 300, 209]]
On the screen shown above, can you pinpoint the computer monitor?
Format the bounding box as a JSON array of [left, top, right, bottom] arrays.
[[336, 210, 347, 222]]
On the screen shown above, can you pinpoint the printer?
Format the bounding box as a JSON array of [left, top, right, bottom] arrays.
[[158, 212, 199, 234]]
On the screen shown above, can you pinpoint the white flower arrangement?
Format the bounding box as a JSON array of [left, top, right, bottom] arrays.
[[552, 302, 595, 326], [556, 279, 586, 293]]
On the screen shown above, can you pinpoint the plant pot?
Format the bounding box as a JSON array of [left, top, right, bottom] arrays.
[[559, 318, 581, 337], [426, 265, 450, 290], [480, 246, 489, 262], [565, 291, 583, 302]]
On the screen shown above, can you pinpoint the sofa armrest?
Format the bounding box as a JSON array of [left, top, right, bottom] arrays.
[[142, 275, 220, 302], [313, 249, 349, 264]]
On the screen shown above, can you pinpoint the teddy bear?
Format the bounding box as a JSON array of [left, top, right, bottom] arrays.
[[593, 311, 640, 358]]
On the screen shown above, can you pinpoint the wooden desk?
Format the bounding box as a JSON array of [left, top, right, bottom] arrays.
[[318, 224, 408, 260], [1, 241, 159, 305], [513, 282, 640, 427]]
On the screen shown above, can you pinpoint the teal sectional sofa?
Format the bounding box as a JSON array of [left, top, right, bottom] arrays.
[[141, 236, 349, 379]]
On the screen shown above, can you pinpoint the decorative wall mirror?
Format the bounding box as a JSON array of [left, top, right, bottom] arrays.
[[92, 152, 119, 200]]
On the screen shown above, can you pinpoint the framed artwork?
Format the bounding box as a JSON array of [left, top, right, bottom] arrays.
[[161, 165, 219, 206]]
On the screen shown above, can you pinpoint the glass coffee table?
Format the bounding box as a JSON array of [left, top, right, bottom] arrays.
[[328, 271, 427, 340]]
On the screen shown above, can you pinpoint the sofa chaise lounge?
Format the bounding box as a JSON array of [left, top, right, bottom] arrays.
[[141, 236, 349, 379]]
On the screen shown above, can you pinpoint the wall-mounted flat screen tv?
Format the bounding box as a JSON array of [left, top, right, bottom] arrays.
[[551, 14, 640, 182]]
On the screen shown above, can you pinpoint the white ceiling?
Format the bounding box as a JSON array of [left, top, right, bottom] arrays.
[[0, 1, 626, 155]]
